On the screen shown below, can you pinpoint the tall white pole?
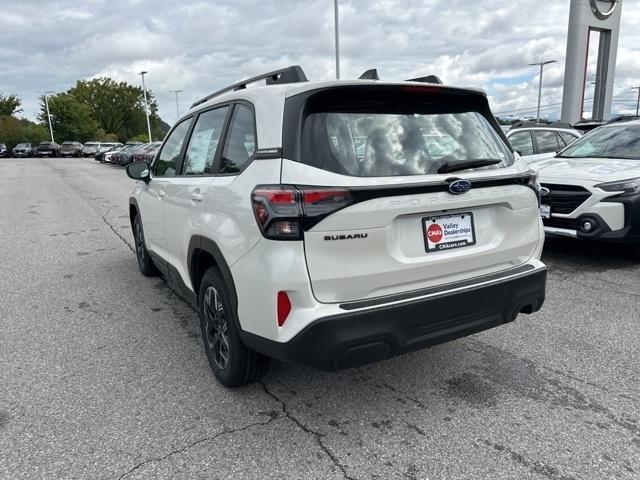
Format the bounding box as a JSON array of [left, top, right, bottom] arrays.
[[171, 90, 183, 119], [44, 93, 54, 142], [536, 64, 543, 122], [138, 71, 152, 142], [334, 0, 340, 79], [529, 60, 557, 122]]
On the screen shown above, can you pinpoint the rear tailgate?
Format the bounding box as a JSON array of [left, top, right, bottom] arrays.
[[281, 84, 541, 303], [282, 163, 540, 303]]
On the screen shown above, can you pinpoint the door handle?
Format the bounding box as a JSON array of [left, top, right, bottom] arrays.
[[158, 190, 165, 198], [190, 191, 203, 202]]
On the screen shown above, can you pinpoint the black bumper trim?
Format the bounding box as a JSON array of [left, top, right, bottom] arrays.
[[339, 264, 535, 311], [240, 267, 546, 371]]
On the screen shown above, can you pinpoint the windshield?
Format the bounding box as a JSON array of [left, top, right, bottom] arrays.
[[558, 123, 640, 160], [301, 111, 512, 176]]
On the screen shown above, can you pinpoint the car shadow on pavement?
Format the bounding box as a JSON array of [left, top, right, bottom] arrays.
[[542, 235, 639, 272]]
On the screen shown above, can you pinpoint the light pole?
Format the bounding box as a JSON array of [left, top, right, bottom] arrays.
[[44, 91, 54, 142], [334, 0, 340, 79], [529, 60, 557, 122], [632, 87, 640, 116], [138, 71, 152, 142], [171, 90, 183, 119]]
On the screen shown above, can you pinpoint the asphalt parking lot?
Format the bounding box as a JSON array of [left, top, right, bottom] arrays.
[[1, 157, 639, 480]]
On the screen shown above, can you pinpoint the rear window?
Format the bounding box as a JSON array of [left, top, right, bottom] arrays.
[[295, 86, 513, 177]]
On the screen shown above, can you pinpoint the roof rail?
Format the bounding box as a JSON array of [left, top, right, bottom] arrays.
[[191, 65, 308, 108], [358, 68, 380, 80], [406, 75, 443, 85]]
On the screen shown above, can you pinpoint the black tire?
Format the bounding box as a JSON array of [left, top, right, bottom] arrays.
[[132, 214, 158, 277], [198, 268, 269, 387]]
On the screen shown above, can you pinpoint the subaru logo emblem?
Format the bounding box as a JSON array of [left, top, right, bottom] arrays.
[[448, 179, 471, 195], [540, 187, 550, 197]]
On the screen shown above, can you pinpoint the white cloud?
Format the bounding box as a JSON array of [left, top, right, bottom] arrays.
[[1, 0, 639, 124]]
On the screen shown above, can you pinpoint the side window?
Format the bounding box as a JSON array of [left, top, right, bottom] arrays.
[[182, 106, 229, 175], [220, 104, 256, 174], [533, 130, 559, 154], [559, 132, 579, 146], [555, 132, 567, 148], [508, 131, 534, 156], [154, 118, 191, 176]]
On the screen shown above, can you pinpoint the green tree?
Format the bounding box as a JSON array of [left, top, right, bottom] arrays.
[[0, 94, 22, 116], [68, 78, 168, 142], [0, 115, 49, 150], [38, 93, 103, 142]]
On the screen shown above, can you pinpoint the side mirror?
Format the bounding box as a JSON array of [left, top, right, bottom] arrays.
[[126, 161, 150, 182]]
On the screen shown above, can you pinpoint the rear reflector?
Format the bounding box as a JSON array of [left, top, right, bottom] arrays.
[[277, 291, 292, 327]]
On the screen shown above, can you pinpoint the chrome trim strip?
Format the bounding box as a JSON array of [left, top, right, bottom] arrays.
[[339, 263, 545, 312]]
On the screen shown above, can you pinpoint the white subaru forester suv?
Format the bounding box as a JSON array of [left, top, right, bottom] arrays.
[[126, 66, 547, 387]]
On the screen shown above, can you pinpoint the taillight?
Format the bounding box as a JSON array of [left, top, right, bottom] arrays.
[[251, 185, 353, 240], [277, 291, 291, 327]]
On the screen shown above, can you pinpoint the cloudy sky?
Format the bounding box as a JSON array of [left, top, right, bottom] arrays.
[[2, 0, 640, 125]]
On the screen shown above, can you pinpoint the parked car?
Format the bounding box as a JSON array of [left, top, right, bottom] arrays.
[[96, 145, 125, 163], [119, 143, 151, 166], [93, 142, 122, 161], [97, 142, 122, 154], [82, 142, 101, 157], [12, 143, 36, 157], [529, 119, 640, 250], [507, 125, 581, 162], [125, 66, 547, 387], [0, 143, 8, 158], [110, 143, 143, 165], [36, 141, 60, 157], [59, 141, 83, 157], [133, 142, 161, 164]]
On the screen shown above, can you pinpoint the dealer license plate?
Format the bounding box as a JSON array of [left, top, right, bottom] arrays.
[[540, 204, 551, 219], [423, 212, 476, 252]]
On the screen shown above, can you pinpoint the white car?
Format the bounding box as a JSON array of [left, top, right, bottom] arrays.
[[528, 120, 640, 247], [506, 126, 581, 162], [125, 66, 547, 387]]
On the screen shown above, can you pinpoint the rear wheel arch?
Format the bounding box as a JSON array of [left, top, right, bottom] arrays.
[[188, 236, 238, 310], [129, 198, 140, 228]]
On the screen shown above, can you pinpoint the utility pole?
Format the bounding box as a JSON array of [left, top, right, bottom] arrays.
[[138, 71, 152, 142], [171, 90, 183, 119], [633, 87, 640, 116], [334, 0, 340, 79], [44, 91, 54, 142], [529, 60, 557, 122]]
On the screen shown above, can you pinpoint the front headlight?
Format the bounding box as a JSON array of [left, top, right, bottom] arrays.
[[595, 178, 640, 196]]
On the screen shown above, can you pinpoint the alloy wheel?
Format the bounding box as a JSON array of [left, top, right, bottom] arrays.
[[204, 286, 230, 369]]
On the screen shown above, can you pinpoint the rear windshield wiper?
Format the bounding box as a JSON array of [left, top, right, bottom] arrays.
[[437, 159, 503, 174]]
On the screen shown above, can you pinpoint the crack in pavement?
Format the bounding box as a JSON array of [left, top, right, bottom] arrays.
[[116, 415, 281, 479], [101, 207, 135, 253], [260, 381, 356, 480]]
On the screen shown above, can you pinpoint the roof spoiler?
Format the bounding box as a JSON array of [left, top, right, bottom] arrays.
[[191, 65, 308, 108]]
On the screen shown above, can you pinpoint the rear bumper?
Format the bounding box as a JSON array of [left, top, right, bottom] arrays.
[[240, 265, 546, 371]]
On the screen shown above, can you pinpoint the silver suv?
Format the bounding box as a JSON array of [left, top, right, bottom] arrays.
[[126, 66, 547, 387]]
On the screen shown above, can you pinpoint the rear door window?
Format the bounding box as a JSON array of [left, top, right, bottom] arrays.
[[533, 130, 559, 154], [220, 104, 256, 174], [182, 106, 229, 175], [508, 131, 534, 156]]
